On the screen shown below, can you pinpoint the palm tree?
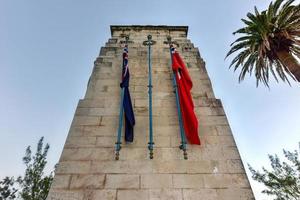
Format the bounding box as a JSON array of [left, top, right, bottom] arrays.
[[226, 0, 300, 86]]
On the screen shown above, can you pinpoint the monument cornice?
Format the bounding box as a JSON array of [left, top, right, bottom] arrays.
[[110, 25, 188, 36]]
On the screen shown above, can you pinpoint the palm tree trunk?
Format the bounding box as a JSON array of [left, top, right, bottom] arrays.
[[277, 51, 300, 82]]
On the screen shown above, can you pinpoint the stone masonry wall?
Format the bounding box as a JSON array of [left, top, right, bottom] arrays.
[[47, 25, 255, 200]]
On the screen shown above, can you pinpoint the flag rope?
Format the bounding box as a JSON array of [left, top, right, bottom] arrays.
[[167, 36, 188, 160], [115, 36, 129, 160]]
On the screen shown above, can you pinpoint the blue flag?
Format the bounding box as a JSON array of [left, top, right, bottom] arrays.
[[120, 45, 135, 142]]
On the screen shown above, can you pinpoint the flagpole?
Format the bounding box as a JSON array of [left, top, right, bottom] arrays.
[[115, 36, 129, 160], [143, 35, 155, 159], [167, 36, 188, 160]]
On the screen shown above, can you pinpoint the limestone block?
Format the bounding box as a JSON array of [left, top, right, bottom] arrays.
[[100, 116, 118, 126], [75, 108, 90, 116], [224, 159, 245, 173], [118, 148, 148, 160], [134, 85, 148, 93], [135, 98, 175, 108], [149, 189, 182, 200], [67, 126, 84, 137], [204, 174, 250, 189], [60, 147, 113, 161], [201, 147, 224, 160], [98, 67, 114, 74], [78, 107, 119, 116], [217, 189, 255, 200], [60, 148, 94, 161], [154, 126, 180, 136], [117, 189, 149, 200], [95, 79, 118, 87], [50, 175, 71, 189], [72, 116, 101, 126], [203, 174, 231, 189], [152, 107, 177, 116], [152, 160, 214, 174], [131, 91, 148, 98], [131, 78, 150, 86], [47, 190, 84, 200], [183, 189, 218, 200], [222, 147, 241, 160], [94, 57, 113, 65], [121, 135, 171, 148], [196, 106, 225, 116], [196, 98, 222, 107], [105, 174, 140, 189], [173, 174, 204, 189], [103, 98, 121, 108], [134, 124, 175, 137], [200, 116, 228, 126], [158, 148, 188, 161], [133, 106, 148, 116], [64, 136, 96, 148], [92, 148, 114, 161], [91, 160, 153, 174], [152, 85, 174, 93], [198, 125, 218, 136], [78, 99, 105, 108], [203, 135, 236, 147], [96, 136, 116, 147], [216, 125, 233, 136], [90, 190, 116, 200], [94, 85, 118, 93], [141, 174, 172, 189], [55, 161, 91, 174], [92, 90, 119, 98], [230, 174, 251, 188], [135, 98, 151, 107], [185, 148, 202, 161], [70, 174, 105, 189], [96, 72, 119, 80], [83, 126, 117, 137]]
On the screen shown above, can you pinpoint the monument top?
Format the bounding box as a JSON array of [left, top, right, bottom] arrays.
[[110, 25, 188, 36]]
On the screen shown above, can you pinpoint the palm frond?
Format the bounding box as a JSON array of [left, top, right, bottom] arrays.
[[226, 0, 300, 86], [226, 40, 252, 57]]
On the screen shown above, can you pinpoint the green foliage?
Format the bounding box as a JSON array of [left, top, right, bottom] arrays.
[[249, 144, 300, 200], [17, 137, 53, 200], [0, 177, 18, 200], [226, 0, 300, 86], [0, 137, 54, 200]]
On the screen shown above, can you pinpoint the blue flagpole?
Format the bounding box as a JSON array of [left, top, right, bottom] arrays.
[[115, 36, 129, 160], [115, 88, 124, 160], [167, 36, 188, 160], [147, 35, 154, 159], [144, 35, 155, 159]]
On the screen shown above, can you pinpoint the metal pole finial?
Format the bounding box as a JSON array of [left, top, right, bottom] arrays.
[[147, 35, 152, 40]]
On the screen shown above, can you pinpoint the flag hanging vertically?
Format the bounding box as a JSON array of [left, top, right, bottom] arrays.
[[171, 45, 200, 145], [120, 45, 135, 142]]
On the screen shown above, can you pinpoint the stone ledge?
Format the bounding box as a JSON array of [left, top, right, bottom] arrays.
[[110, 25, 188, 36]]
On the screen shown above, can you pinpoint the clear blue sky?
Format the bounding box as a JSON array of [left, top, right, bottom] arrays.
[[1, 0, 299, 199]]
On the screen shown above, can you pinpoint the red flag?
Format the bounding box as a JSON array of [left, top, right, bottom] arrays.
[[171, 47, 200, 145]]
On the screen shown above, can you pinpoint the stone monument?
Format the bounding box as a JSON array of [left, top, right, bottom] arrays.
[[47, 25, 255, 200]]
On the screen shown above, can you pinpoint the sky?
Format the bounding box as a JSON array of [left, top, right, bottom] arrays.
[[1, 0, 300, 199]]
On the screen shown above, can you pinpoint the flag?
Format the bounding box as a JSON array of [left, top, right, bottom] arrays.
[[171, 45, 201, 145], [120, 45, 135, 142]]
